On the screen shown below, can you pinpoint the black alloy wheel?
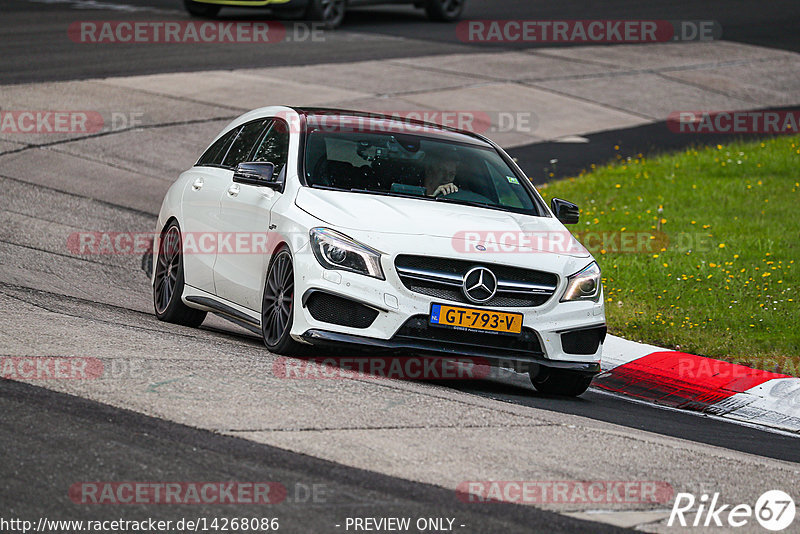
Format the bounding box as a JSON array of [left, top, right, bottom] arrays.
[[424, 0, 465, 22], [153, 222, 207, 327], [261, 248, 303, 354], [306, 0, 346, 29]]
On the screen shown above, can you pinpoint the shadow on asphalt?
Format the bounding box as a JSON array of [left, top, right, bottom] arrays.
[[0, 379, 629, 534]]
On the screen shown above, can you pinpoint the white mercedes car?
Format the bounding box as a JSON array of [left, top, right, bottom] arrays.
[[152, 106, 605, 396]]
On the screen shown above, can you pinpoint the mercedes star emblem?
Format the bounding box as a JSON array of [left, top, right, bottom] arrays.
[[462, 266, 498, 303]]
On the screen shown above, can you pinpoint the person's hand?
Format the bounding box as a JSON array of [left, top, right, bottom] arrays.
[[433, 183, 458, 197]]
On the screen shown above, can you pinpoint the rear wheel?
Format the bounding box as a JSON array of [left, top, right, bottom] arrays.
[[305, 0, 346, 29], [261, 248, 304, 354], [530, 368, 593, 397], [153, 222, 207, 327], [424, 0, 464, 22], [183, 0, 221, 17]]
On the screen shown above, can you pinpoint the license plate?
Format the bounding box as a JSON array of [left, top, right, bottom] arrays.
[[429, 304, 523, 334]]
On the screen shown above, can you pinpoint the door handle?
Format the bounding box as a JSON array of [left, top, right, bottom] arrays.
[[227, 183, 240, 197], [192, 177, 204, 190]]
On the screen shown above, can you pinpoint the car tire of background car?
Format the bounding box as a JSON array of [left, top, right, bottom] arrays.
[[424, 0, 464, 22], [530, 368, 593, 397], [261, 247, 304, 354], [183, 0, 221, 18], [153, 222, 208, 327], [305, 0, 346, 29]]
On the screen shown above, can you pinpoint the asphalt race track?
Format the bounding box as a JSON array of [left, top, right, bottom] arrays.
[[2, 1, 800, 532], [1, 380, 623, 533], [1, 0, 799, 84]]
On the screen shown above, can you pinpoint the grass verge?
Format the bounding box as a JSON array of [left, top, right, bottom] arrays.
[[538, 136, 800, 374]]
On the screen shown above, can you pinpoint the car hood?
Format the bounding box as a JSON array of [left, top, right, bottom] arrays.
[[295, 187, 590, 257]]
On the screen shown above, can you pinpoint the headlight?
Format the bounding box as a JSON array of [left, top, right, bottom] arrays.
[[561, 262, 601, 302], [309, 228, 384, 280]]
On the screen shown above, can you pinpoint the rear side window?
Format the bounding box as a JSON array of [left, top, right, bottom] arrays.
[[251, 120, 290, 177], [222, 119, 271, 168], [196, 127, 240, 167]]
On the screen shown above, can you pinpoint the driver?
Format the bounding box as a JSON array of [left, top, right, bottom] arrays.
[[423, 151, 459, 197]]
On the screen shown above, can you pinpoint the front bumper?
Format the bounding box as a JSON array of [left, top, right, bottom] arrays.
[[300, 328, 602, 375], [291, 247, 606, 373]]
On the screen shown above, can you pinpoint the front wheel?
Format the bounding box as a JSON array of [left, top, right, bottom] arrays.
[[153, 222, 207, 327], [530, 368, 593, 397], [183, 0, 221, 18], [305, 0, 346, 29], [424, 0, 465, 22], [261, 248, 304, 354]]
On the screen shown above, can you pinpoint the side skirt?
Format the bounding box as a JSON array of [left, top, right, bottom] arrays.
[[184, 293, 262, 336]]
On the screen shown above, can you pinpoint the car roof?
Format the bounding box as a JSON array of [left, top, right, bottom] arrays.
[[291, 107, 493, 146]]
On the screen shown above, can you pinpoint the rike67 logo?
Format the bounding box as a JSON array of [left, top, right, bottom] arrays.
[[669, 490, 795, 531]]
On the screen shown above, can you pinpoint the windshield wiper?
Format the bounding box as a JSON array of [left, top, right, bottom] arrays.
[[348, 188, 429, 201], [433, 196, 514, 213]]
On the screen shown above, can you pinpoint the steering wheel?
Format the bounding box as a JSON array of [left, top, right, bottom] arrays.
[[311, 158, 332, 187]]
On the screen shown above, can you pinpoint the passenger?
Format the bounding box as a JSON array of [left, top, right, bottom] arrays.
[[423, 151, 459, 197]]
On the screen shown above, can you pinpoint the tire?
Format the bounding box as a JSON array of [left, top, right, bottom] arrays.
[[153, 222, 207, 327], [183, 0, 221, 18], [424, 0, 464, 22], [530, 368, 593, 397], [305, 0, 346, 29], [261, 247, 304, 354]]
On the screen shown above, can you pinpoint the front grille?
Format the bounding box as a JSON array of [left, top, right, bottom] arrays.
[[561, 325, 606, 355], [393, 315, 543, 356], [394, 255, 558, 308], [305, 292, 379, 329]]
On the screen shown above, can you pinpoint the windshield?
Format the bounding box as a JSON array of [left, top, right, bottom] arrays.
[[303, 127, 543, 215]]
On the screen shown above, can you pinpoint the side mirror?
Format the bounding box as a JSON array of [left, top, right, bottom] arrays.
[[551, 198, 580, 224], [233, 162, 280, 189]]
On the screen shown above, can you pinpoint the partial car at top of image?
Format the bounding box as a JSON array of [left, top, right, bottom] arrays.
[[152, 107, 606, 397], [183, 0, 466, 29]]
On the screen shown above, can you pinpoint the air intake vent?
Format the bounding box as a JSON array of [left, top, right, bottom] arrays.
[[305, 291, 379, 329], [561, 326, 606, 355]]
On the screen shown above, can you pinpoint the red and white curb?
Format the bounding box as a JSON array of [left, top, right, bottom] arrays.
[[595, 335, 800, 434]]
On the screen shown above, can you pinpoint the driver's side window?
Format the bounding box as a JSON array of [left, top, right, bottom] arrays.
[[222, 119, 270, 169], [196, 127, 240, 167], [251, 119, 290, 180]]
